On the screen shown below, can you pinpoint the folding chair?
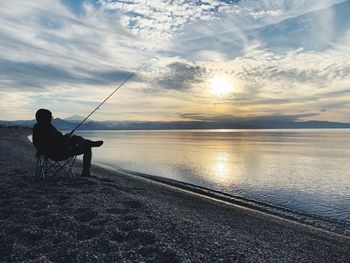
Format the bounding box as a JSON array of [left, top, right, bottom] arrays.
[[35, 152, 77, 179]]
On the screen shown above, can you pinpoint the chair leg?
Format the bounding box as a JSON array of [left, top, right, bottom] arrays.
[[57, 156, 76, 177], [67, 156, 77, 177], [52, 158, 71, 177], [46, 159, 57, 176], [35, 158, 40, 177], [35, 155, 78, 179], [37, 156, 44, 179], [42, 157, 48, 179]]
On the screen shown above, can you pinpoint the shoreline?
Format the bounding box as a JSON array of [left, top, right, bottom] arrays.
[[95, 164, 350, 239], [29, 131, 349, 237], [1, 127, 349, 262]]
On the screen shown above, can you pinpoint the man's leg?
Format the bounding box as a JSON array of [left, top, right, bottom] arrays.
[[71, 135, 103, 148], [71, 135, 103, 176], [82, 145, 92, 175]]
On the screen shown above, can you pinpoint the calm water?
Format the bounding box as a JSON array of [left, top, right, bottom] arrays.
[[76, 129, 350, 222]]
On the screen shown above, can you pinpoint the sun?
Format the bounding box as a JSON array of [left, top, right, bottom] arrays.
[[210, 75, 235, 96]]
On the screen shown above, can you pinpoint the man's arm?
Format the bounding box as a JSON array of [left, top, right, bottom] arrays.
[[51, 125, 69, 142]]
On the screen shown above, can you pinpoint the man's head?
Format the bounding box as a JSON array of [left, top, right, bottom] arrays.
[[35, 109, 52, 124]]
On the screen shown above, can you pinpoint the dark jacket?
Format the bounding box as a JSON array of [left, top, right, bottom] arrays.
[[33, 123, 75, 161]]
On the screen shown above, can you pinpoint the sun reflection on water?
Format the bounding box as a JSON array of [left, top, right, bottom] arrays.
[[79, 130, 350, 221], [210, 151, 240, 185]]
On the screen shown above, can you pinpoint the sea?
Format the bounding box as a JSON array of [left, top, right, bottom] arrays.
[[75, 129, 350, 224]]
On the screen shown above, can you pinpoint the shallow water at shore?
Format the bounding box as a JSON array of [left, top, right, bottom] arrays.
[[76, 129, 350, 222]]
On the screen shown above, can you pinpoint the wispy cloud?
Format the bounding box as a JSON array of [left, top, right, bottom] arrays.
[[179, 112, 319, 122], [0, 58, 132, 90]]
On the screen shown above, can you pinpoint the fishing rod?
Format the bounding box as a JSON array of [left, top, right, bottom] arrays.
[[69, 62, 146, 134]]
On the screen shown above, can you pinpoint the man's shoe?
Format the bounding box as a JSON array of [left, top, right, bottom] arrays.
[[89, 140, 104, 147], [80, 171, 93, 177]]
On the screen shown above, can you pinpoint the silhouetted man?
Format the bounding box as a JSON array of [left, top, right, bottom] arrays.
[[32, 109, 103, 177]]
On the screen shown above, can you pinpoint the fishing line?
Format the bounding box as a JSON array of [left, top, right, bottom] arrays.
[[70, 62, 146, 134], [70, 17, 243, 135]]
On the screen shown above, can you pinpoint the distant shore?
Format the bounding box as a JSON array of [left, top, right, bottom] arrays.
[[3, 117, 350, 131], [0, 127, 349, 262]]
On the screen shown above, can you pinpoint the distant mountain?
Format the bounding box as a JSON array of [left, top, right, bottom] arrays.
[[64, 115, 85, 122], [0, 118, 110, 131], [1, 118, 350, 130], [51, 118, 110, 131], [0, 119, 36, 128]]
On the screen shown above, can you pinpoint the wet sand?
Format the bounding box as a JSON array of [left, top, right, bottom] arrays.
[[0, 128, 349, 262]]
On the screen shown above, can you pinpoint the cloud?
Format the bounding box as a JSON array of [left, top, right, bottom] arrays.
[[170, 0, 346, 60], [98, 0, 226, 39], [144, 24, 350, 97], [139, 21, 350, 121], [179, 112, 319, 122], [0, 0, 151, 119], [0, 59, 133, 90], [0, 1, 145, 72], [99, 0, 345, 42], [154, 62, 206, 91]]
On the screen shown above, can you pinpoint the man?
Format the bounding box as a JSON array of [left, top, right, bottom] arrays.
[[32, 108, 103, 177]]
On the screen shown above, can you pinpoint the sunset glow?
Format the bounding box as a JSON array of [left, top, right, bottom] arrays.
[[210, 75, 235, 96]]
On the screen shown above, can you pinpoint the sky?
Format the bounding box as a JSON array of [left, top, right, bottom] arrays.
[[1, 0, 350, 122]]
